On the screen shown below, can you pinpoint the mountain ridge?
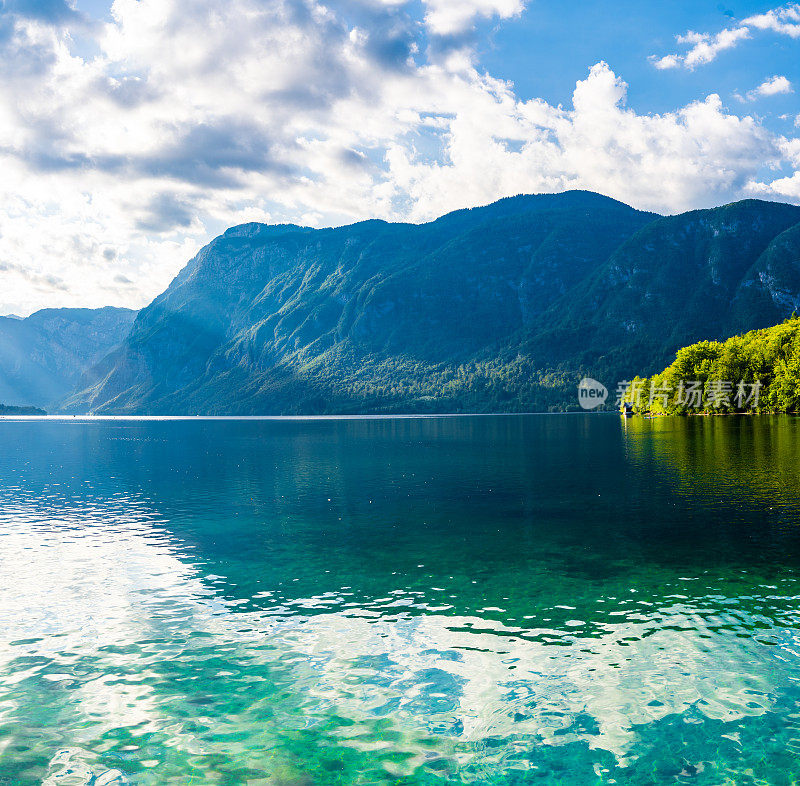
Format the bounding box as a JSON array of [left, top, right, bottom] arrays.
[[0, 307, 138, 408], [52, 191, 800, 414], [522, 198, 800, 379]]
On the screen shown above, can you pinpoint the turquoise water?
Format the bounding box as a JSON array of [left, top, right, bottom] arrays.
[[2, 415, 800, 784]]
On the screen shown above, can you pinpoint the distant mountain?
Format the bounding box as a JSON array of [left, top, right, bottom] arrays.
[[61, 192, 800, 414], [0, 307, 138, 408], [0, 404, 46, 415]]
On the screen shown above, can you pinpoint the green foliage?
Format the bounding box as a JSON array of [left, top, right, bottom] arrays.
[[622, 315, 800, 414]]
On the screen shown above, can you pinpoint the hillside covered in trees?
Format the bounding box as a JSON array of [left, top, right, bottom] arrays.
[[622, 316, 800, 415]]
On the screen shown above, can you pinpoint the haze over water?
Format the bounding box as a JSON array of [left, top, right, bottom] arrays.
[[1, 415, 800, 784]]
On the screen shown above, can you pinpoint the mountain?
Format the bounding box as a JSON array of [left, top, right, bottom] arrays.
[[0, 307, 138, 408], [62, 192, 800, 415], [63, 191, 655, 413], [524, 199, 800, 385]]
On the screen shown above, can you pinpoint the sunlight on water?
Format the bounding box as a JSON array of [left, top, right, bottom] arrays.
[[2, 416, 800, 783]]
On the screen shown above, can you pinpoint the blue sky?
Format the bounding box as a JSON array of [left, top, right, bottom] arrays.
[[0, 0, 799, 315], [482, 2, 794, 110], [479, 1, 800, 181]]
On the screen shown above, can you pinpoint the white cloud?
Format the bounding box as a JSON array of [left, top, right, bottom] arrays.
[[742, 4, 800, 37], [748, 75, 794, 99], [422, 0, 524, 35], [649, 54, 680, 71], [750, 171, 800, 200], [650, 4, 800, 69], [386, 63, 780, 222], [748, 136, 800, 199], [652, 25, 750, 70], [682, 26, 751, 68], [0, 0, 797, 316]]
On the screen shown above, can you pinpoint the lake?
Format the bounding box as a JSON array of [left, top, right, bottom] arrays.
[[1, 414, 800, 784]]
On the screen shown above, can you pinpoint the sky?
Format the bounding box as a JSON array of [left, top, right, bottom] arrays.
[[0, 0, 799, 316]]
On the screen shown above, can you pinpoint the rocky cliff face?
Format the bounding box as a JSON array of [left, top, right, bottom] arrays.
[[733, 222, 800, 328], [0, 307, 137, 408], [62, 192, 800, 415], [526, 199, 800, 382]]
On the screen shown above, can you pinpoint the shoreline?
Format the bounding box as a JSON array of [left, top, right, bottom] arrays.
[[0, 411, 619, 422]]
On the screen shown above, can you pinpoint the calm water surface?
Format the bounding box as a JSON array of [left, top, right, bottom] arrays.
[[1, 415, 800, 784]]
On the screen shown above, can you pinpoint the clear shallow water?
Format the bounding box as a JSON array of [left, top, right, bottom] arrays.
[[1, 415, 800, 784]]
